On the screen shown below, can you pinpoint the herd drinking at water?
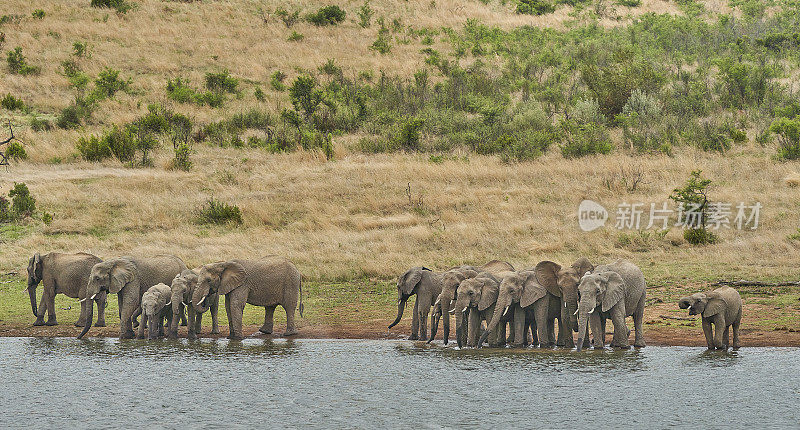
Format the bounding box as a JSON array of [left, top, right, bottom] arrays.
[[25, 252, 740, 349]]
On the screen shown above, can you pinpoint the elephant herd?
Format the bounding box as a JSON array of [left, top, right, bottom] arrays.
[[389, 258, 744, 351], [25, 252, 303, 340]]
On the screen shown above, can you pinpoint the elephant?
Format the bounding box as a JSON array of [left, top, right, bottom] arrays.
[[192, 257, 304, 340], [453, 272, 503, 348], [77, 255, 187, 339], [168, 269, 220, 339], [678, 287, 742, 350], [479, 269, 562, 348], [26, 252, 105, 327], [388, 267, 442, 341], [575, 259, 647, 351], [137, 283, 173, 340], [534, 257, 594, 348], [428, 260, 515, 344]]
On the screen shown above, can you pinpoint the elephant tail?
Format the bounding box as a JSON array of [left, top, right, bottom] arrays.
[[298, 277, 304, 318]]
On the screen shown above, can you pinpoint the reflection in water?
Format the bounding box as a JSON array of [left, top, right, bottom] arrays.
[[4, 339, 800, 429]]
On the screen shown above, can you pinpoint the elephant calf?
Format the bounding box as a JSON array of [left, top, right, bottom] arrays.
[[169, 269, 219, 339], [138, 283, 173, 340], [193, 257, 303, 340], [678, 287, 742, 350]]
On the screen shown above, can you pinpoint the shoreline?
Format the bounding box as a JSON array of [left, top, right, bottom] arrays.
[[2, 322, 799, 347]]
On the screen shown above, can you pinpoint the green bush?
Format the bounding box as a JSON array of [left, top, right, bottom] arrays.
[[5, 141, 27, 161], [7, 47, 40, 75], [254, 87, 265, 101], [169, 142, 193, 171], [683, 226, 718, 245], [72, 41, 89, 58], [358, 0, 373, 28], [670, 170, 716, 245], [289, 75, 323, 118], [394, 117, 425, 151], [271, 71, 287, 91], [771, 117, 800, 160], [274, 7, 299, 28], [31, 9, 45, 19], [516, 0, 555, 15], [7, 183, 36, 219], [57, 97, 95, 129], [76, 135, 112, 161], [694, 121, 732, 153], [90, 0, 133, 14], [167, 78, 224, 107], [30, 117, 52, 132], [204, 70, 238, 94], [287, 31, 304, 42], [92, 68, 130, 99], [619, 90, 670, 153], [617, 0, 640, 6], [307, 5, 346, 26], [196, 198, 242, 225], [103, 126, 136, 162], [560, 121, 612, 158], [371, 34, 391, 54], [581, 49, 663, 119], [1, 94, 25, 111]]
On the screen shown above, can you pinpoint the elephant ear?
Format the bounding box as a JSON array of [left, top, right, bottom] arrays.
[[109, 259, 137, 294], [534, 261, 562, 298], [478, 278, 500, 311], [218, 261, 246, 296], [399, 268, 424, 296], [572, 257, 594, 277], [520, 273, 547, 308], [600, 271, 625, 313], [32, 252, 42, 277], [702, 291, 725, 318]]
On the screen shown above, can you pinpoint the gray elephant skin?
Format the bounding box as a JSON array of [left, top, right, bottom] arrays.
[[575, 259, 647, 351], [388, 266, 442, 341], [534, 258, 594, 348], [480, 269, 561, 347], [138, 283, 173, 339], [678, 287, 742, 350], [454, 272, 505, 348], [169, 269, 219, 339], [26, 252, 105, 327], [428, 260, 514, 344], [192, 257, 303, 340], [77, 255, 187, 339]]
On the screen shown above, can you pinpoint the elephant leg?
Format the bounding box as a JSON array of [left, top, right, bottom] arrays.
[[732, 316, 741, 350], [559, 306, 574, 348], [187, 307, 197, 340], [610, 307, 629, 348], [722, 325, 730, 350], [224, 294, 235, 339], [131, 305, 142, 329], [506, 319, 515, 345], [260, 305, 276, 334], [712, 315, 725, 349], [44, 289, 57, 325], [496, 318, 506, 347], [283, 304, 298, 336], [95, 294, 107, 327], [534, 303, 549, 347], [701, 317, 714, 349], [418, 304, 429, 342], [409, 299, 420, 340], [632, 295, 645, 348], [33, 290, 47, 325], [179, 307, 187, 326], [590, 313, 604, 349], [210, 296, 220, 334], [442, 308, 450, 345], [513, 307, 526, 347], [228, 289, 247, 340], [119, 290, 137, 339], [530, 318, 538, 346]]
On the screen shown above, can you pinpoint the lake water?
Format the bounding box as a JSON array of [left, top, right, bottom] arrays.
[[0, 338, 798, 429]]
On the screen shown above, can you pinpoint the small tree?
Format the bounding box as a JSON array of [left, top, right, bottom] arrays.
[[8, 182, 36, 219], [288, 75, 323, 118], [771, 117, 800, 160], [669, 170, 717, 244]]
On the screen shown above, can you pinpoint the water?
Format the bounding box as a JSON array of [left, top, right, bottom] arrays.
[[0, 338, 798, 429]]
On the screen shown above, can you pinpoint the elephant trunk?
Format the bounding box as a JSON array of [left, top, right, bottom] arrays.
[[575, 295, 595, 351], [77, 299, 95, 339], [479, 296, 511, 348], [148, 314, 159, 340], [442, 306, 450, 345], [455, 310, 468, 348], [27, 284, 38, 318], [388, 297, 408, 329]]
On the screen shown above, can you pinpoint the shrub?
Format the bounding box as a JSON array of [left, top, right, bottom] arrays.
[[30, 117, 52, 131], [694, 121, 732, 153], [771, 117, 800, 160], [92, 67, 130, 99], [287, 31, 304, 42], [307, 5, 346, 26], [169, 142, 193, 171], [619, 90, 668, 153], [274, 7, 299, 28], [683, 228, 718, 245], [32, 9, 45, 19], [560, 121, 612, 158], [7, 47, 40, 75], [271, 71, 287, 91], [204, 70, 238, 94], [394, 117, 425, 151], [254, 87, 265, 101], [5, 141, 27, 160], [90, 0, 133, 14], [581, 49, 663, 119], [516, 0, 555, 15], [1, 94, 24, 111], [288, 75, 323, 118], [716, 58, 776, 109], [669, 170, 717, 245], [617, 0, 640, 5], [57, 97, 95, 129], [371, 34, 391, 54], [8, 183, 36, 219], [76, 135, 112, 161], [72, 41, 89, 57], [167, 78, 223, 107], [103, 126, 136, 162], [358, 0, 373, 28], [196, 198, 242, 225]]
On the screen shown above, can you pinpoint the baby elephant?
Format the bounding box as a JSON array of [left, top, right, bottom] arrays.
[[678, 286, 742, 350], [138, 283, 174, 340], [169, 269, 219, 340]]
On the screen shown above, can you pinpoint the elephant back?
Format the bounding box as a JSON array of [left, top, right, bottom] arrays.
[[235, 258, 301, 307], [49, 252, 103, 298], [126, 255, 188, 294], [708, 287, 742, 322]]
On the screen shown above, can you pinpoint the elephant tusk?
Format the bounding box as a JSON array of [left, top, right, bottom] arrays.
[[564, 302, 567, 308], [79, 297, 87, 303], [588, 308, 594, 314], [461, 306, 468, 313], [165, 301, 171, 306], [90, 294, 96, 300], [502, 306, 509, 317], [573, 308, 579, 316], [197, 296, 206, 306], [182, 301, 187, 307], [434, 298, 440, 307]]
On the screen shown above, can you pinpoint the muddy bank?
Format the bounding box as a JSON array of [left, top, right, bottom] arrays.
[[2, 321, 800, 347]]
